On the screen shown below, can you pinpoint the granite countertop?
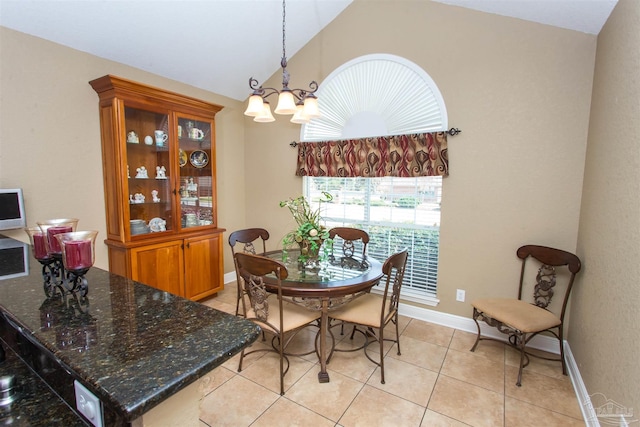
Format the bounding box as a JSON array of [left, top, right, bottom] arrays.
[[0, 341, 89, 426], [0, 236, 260, 423]]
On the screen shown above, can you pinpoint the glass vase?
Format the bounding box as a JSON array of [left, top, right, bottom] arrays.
[[36, 218, 79, 256], [54, 230, 98, 275]]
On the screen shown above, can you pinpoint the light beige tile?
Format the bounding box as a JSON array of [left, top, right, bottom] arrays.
[[449, 329, 505, 363], [387, 334, 447, 373], [200, 365, 235, 396], [200, 375, 278, 426], [367, 356, 438, 407], [325, 340, 378, 382], [504, 365, 582, 419], [252, 397, 335, 427], [285, 367, 364, 422], [505, 396, 585, 427], [239, 351, 316, 394], [284, 326, 322, 363], [420, 409, 471, 427], [505, 346, 565, 379], [339, 385, 425, 427], [222, 338, 270, 371], [402, 319, 455, 347], [428, 375, 504, 427], [441, 348, 505, 393]]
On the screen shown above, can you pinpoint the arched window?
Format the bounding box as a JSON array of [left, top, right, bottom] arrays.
[[301, 54, 447, 303]]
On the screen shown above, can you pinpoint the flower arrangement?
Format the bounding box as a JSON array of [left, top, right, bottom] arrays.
[[280, 192, 333, 264]]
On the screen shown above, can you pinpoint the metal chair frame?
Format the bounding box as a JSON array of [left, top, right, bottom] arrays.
[[471, 244, 581, 386]]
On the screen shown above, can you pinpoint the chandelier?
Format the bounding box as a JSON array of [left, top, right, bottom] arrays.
[[243, 0, 320, 124]]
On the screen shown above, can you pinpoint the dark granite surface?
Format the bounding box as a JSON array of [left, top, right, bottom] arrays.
[[0, 340, 89, 426], [0, 237, 260, 423]]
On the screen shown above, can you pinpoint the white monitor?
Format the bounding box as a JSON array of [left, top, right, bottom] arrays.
[[0, 188, 26, 230]]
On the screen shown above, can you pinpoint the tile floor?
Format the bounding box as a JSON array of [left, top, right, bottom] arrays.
[[199, 283, 585, 427]]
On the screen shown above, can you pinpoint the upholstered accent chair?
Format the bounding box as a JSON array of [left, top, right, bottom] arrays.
[[470, 244, 582, 386]]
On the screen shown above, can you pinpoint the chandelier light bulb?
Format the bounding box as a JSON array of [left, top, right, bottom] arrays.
[[302, 95, 321, 119], [290, 103, 310, 124], [274, 89, 297, 115], [254, 101, 275, 123], [244, 94, 265, 117]]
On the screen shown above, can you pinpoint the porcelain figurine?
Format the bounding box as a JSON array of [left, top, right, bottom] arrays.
[[151, 189, 160, 203], [155, 165, 166, 179], [135, 166, 148, 179]]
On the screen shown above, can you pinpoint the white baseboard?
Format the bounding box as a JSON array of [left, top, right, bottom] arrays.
[[224, 271, 236, 285], [564, 342, 599, 426]]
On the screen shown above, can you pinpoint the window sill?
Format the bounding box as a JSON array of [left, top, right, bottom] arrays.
[[370, 286, 439, 307]]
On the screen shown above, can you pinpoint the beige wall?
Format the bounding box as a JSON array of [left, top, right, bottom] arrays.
[[245, 0, 596, 317], [0, 27, 247, 272], [570, 0, 640, 416]]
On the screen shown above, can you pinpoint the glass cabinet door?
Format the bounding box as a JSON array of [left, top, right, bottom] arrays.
[[177, 116, 214, 230], [124, 106, 172, 237]]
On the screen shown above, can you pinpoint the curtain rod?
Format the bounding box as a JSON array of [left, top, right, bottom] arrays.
[[289, 127, 461, 147]]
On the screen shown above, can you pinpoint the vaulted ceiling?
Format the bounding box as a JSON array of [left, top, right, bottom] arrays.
[[0, 0, 617, 101]]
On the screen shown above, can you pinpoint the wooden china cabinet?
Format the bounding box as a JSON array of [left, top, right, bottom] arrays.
[[90, 75, 225, 300]]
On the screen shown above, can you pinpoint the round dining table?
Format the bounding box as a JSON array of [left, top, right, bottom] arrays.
[[262, 249, 384, 383]]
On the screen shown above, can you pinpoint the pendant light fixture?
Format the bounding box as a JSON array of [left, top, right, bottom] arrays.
[[244, 0, 320, 124]]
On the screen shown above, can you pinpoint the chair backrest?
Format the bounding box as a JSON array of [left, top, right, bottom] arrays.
[[329, 227, 370, 262], [228, 228, 270, 257], [234, 252, 288, 324], [379, 249, 409, 322], [516, 245, 582, 321]]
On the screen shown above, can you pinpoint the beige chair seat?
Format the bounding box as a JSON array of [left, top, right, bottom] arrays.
[[471, 298, 560, 333], [247, 298, 321, 334], [330, 294, 388, 328]]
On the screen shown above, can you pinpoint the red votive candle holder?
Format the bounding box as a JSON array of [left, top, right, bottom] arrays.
[[24, 227, 51, 260], [36, 218, 79, 255], [54, 231, 98, 273]]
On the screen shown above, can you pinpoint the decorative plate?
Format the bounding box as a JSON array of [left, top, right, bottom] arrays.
[[189, 150, 209, 168], [179, 149, 188, 167], [149, 217, 166, 232]]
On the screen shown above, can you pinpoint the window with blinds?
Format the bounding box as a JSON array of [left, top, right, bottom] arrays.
[[304, 176, 441, 298]]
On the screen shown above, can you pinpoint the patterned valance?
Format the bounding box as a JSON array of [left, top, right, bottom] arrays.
[[295, 132, 448, 178]]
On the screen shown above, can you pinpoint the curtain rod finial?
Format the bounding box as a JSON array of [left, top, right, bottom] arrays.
[[290, 141, 298, 147], [447, 127, 461, 136]]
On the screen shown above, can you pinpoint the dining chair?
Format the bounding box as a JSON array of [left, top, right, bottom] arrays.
[[328, 249, 408, 384], [328, 227, 370, 268], [234, 252, 321, 395], [228, 228, 270, 316], [470, 244, 582, 386]]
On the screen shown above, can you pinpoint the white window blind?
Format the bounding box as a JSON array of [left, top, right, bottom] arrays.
[[304, 176, 441, 297]]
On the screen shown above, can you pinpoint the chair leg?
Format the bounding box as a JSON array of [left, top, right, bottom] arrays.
[[394, 314, 401, 356], [379, 327, 385, 384], [278, 332, 285, 395], [516, 333, 526, 387], [238, 348, 245, 373], [470, 309, 482, 352], [559, 325, 567, 375]]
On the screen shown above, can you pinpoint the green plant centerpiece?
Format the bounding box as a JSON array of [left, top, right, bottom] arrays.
[[280, 192, 334, 269]]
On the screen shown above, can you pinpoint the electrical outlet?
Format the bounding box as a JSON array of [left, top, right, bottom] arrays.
[[456, 289, 466, 302], [75, 380, 103, 427]]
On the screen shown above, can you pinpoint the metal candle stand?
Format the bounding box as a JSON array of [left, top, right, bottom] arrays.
[[39, 254, 90, 298]]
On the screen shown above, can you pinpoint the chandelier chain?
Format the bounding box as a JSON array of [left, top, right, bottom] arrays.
[[282, 0, 286, 62]]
